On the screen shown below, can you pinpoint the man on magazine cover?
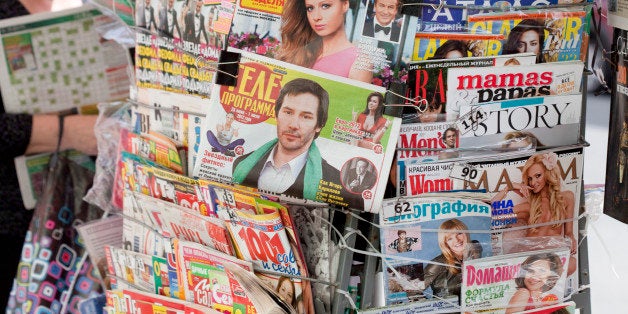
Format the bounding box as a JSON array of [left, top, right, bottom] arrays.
[[345, 158, 377, 193], [137, 0, 158, 31], [362, 0, 402, 42], [183, 0, 208, 44], [232, 78, 341, 200], [159, 0, 182, 38]]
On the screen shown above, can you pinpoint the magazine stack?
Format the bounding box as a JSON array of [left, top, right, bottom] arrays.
[[12, 0, 594, 312]]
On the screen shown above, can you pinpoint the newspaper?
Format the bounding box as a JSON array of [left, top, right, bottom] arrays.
[[173, 239, 256, 313], [0, 4, 132, 113], [380, 196, 493, 308], [76, 215, 124, 281], [461, 248, 571, 313], [192, 48, 401, 212], [134, 0, 235, 96], [446, 61, 584, 113]]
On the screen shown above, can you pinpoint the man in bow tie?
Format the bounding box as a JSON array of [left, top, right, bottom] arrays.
[[362, 0, 402, 42]]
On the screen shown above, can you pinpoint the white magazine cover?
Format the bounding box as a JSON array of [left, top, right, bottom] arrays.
[[461, 248, 571, 313], [457, 94, 583, 148], [446, 61, 584, 113], [192, 48, 401, 212]]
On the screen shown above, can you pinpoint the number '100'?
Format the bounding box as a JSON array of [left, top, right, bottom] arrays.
[[238, 228, 284, 264]]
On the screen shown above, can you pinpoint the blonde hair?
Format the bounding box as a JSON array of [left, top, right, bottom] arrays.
[[521, 154, 566, 232], [437, 219, 470, 274]]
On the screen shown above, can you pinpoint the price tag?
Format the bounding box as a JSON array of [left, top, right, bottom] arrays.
[[449, 163, 482, 184], [456, 106, 488, 135]]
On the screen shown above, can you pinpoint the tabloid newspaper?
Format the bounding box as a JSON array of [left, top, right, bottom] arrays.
[[134, 0, 235, 96], [457, 94, 583, 148], [227, 0, 416, 88], [118, 128, 184, 174], [379, 196, 493, 310], [124, 189, 234, 255], [131, 86, 213, 176], [417, 0, 587, 33], [106, 288, 218, 313], [173, 239, 256, 313], [0, 4, 132, 113], [76, 215, 124, 280], [192, 48, 401, 212], [411, 33, 504, 61], [467, 8, 589, 62], [104, 245, 169, 295], [461, 248, 571, 313], [405, 53, 536, 120], [445, 61, 584, 113], [398, 147, 583, 293], [224, 201, 311, 313]]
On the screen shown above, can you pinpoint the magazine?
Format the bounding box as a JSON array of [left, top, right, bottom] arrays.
[[446, 61, 584, 113], [461, 248, 571, 313], [405, 53, 537, 121], [225, 203, 308, 312], [399, 147, 584, 293], [14, 150, 94, 209], [457, 94, 583, 148], [397, 121, 459, 166], [467, 8, 589, 62], [118, 128, 184, 174], [417, 0, 585, 33], [379, 196, 493, 308], [134, 0, 235, 96], [228, 0, 416, 87], [192, 48, 401, 212], [173, 239, 256, 313], [411, 33, 504, 61], [0, 4, 132, 114]]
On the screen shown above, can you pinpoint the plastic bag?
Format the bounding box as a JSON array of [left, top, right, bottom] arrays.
[[7, 151, 104, 313]]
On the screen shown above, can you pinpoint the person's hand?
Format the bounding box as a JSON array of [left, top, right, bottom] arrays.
[[518, 184, 532, 198], [62, 115, 98, 155]]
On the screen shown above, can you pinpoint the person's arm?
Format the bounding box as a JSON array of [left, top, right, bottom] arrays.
[[371, 119, 391, 144], [562, 190, 577, 254], [19, 0, 51, 14], [26, 114, 98, 155]]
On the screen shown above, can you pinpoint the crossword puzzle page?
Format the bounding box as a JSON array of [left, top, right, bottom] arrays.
[[0, 4, 132, 114]]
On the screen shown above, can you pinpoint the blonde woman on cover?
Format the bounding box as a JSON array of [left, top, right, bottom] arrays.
[[423, 219, 470, 299], [278, 0, 372, 83], [492, 152, 577, 276]]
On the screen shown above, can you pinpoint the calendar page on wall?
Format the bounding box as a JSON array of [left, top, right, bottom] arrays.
[[0, 4, 132, 114]]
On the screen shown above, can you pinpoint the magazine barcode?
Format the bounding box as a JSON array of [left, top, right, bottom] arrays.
[[449, 163, 482, 184]]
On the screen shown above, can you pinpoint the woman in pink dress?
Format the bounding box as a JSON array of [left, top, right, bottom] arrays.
[[278, 0, 372, 83]]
